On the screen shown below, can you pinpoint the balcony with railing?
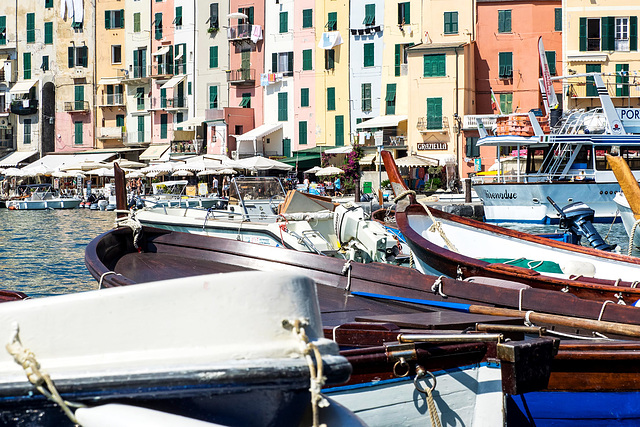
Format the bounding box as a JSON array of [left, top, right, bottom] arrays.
[[10, 99, 38, 115], [174, 62, 187, 75], [64, 100, 90, 113], [99, 93, 125, 107], [417, 116, 449, 133], [123, 66, 152, 82], [151, 63, 174, 78], [227, 68, 255, 86], [126, 131, 152, 145], [227, 24, 252, 41], [463, 115, 498, 131], [166, 97, 188, 110], [98, 127, 125, 140]]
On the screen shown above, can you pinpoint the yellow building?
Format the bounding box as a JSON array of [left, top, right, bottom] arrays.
[[407, 0, 475, 186], [315, 0, 350, 147], [563, 1, 640, 109], [95, 3, 127, 149]]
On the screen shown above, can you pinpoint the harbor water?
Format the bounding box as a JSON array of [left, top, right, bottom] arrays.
[[0, 209, 635, 298]]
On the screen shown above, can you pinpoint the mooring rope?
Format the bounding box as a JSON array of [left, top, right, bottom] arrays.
[[628, 218, 640, 256], [114, 209, 142, 249]]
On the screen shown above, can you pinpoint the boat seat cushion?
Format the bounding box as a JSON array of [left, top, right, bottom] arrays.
[[464, 276, 531, 291], [558, 260, 596, 278]]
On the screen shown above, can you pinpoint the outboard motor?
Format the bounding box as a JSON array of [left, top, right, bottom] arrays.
[[547, 197, 616, 251]]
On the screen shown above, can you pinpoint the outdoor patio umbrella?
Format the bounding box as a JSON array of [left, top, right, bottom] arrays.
[[237, 156, 294, 171], [171, 170, 194, 177], [125, 171, 146, 179], [304, 166, 322, 174], [315, 166, 344, 177], [3, 168, 25, 177]]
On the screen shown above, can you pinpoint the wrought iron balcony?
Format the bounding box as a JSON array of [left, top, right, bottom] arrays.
[[227, 24, 252, 41], [417, 116, 449, 132], [152, 63, 174, 78], [10, 99, 38, 115], [462, 115, 497, 130], [227, 68, 255, 85], [98, 127, 125, 140], [64, 100, 90, 112], [126, 131, 152, 145], [123, 66, 151, 81], [99, 94, 125, 107]]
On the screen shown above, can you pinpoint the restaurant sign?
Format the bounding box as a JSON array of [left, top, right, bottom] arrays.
[[417, 142, 448, 151]]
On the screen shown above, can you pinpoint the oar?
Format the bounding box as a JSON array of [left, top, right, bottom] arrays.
[[352, 291, 640, 339]]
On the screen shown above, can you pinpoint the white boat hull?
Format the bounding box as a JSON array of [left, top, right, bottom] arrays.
[[614, 192, 640, 249], [325, 363, 504, 426], [474, 181, 621, 223], [6, 198, 82, 210]]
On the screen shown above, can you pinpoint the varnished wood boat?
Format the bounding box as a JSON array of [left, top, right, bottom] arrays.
[[382, 150, 640, 304]]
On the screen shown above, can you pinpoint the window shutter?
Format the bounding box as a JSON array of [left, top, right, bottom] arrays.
[[505, 10, 511, 32], [23, 52, 31, 79], [601, 16, 615, 51], [303, 49, 311, 70], [303, 9, 312, 28], [81, 46, 88, 67], [616, 64, 629, 97], [327, 87, 335, 111], [278, 92, 288, 121], [210, 46, 218, 68], [299, 121, 307, 145], [120, 10, 125, 28], [579, 17, 587, 51], [427, 98, 442, 129], [175, 6, 182, 25], [554, 8, 562, 31], [405, 3, 410, 24], [287, 52, 293, 74], [248, 7, 254, 25], [26, 13, 35, 43], [68, 46, 74, 68], [134, 13, 140, 32], [0, 16, 6, 44], [335, 116, 344, 146], [301, 88, 309, 107], [545, 51, 556, 75], [280, 12, 288, 33], [209, 86, 217, 109], [44, 22, 53, 44], [105, 10, 111, 29], [272, 53, 278, 72], [394, 44, 401, 76], [210, 3, 219, 28], [155, 13, 163, 40], [631, 16, 638, 51]]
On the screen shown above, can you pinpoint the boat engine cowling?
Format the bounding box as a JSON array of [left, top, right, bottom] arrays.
[[553, 199, 616, 251]]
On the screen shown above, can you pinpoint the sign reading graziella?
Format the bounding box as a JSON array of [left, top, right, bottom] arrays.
[[417, 142, 448, 151]]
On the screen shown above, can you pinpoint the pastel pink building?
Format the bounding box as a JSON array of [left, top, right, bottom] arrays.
[[150, 0, 175, 145], [293, 0, 316, 151]]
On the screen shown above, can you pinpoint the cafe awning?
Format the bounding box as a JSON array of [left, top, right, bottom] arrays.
[[152, 46, 171, 57], [97, 77, 122, 86], [9, 79, 37, 95], [160, 75, 186, 90], [0, 150, 38, 167], [139, 144, 171, 161], [234, 123, 283, 142], [355, 115, 407, 130]]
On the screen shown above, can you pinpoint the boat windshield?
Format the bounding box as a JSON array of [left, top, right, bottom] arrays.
[[152, 181, 188, 195], [230, 177, 285, 202]]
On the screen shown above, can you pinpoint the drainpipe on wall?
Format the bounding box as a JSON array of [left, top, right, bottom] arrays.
[[454, 45, 460, 187]]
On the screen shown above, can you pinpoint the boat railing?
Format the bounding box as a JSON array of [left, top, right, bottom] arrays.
[[472, 170, 596, 184]]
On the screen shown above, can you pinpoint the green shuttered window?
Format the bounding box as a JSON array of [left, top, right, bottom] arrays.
[[74, 121, 83, 145], [44, 22, 53, 44], [385, 84, 397, 115], [499, 52, 513, 78], [301, 88, 309, 107], [209, 86, 218, 109], [586, 64, 600, 97], [0, 16, 6, 45], [398, 2, 410, 25], [545, 51, 556, 75], [554, 8, 562, 31], [23, 53, 31, 80], [327, 12, 337, 31], [160, 114, 168, 139], [155, 13, 163, 40], [363, 43, 374, 67], [335, 116, 344, 146], [134, 13, 140, 32], [278, 92, 288, 121], [423, 54, 445, 77], [327, 87, 335, 111], [426, 98, 442, 130], [444, 12, 458, 34], [26, 13, 35, 43], [209, 46, 218, 68], [500, 93, 513, 114], [299, 121, 307, 145], [498, 10, 511, 33], [363, 4, 375, 26], [616, 64, 629, 97], [302, 9, 312, 28], [361, 83, 371, 112], [175, 6, 182, 26], [302, 49, 312, 71], [280, 12, 288, 33]]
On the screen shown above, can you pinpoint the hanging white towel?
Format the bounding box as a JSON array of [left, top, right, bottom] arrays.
[[72, 0, 83, 24], [250, 25, 262, 43], [65, 0, 74, 20], [60, 0, 66, 19]]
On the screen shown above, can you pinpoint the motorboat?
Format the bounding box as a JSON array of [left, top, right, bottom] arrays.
[[607, 154, 640, 251], [472, 73, 640, 224], [382, 150, 640, 304], [143, 180, 221, 208], [0, 271, 359, 426], [132, 174, 405, 264], [6, 184, 82, 210], [85, 224, 640, 426]]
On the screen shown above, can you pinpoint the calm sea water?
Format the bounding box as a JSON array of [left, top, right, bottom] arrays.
[[0, 209, 115, 297], [0, 209, 635, 299]]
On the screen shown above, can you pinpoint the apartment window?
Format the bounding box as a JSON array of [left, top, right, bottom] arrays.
[[238, 7, 254, 25], [363, 4, 375, 26], [105, 10, 124, 29], [155, 13, 163, 40], [554, 8, 562, 31], [272, 52, 294, 76], [444, 12, 458, 34], [299, 121, 307, 145], [498, 10, 511, 33], [24, 120, 32, 145], [426, 97, 442, 130], [363, 43, 374, 67], [282, 138, 291, 157], [498, 52, 513, 78], [209, 46, 218, 68], [385, 84, 397, 115], [43, 22, 53, 45], [174, 43, 186, 74], [302, 9, 312, 29], [209, 3, 219, 29], [75, 85, 84, 110], [112, 45, 122, 64], [41, 56, 49, 71], [616, 64, 630, 97], [423, 54, 445, 77], [398, 2, 410, 25], [74, 121, 83, 145], [466, 137, 480, 157], [160, 88, 167, 108], [240, 93, 251, 108], [394, 43, 412, 76], [174, 6, 182, 26], [302, 49, 312, 71], [137, 116, 145, 142], [579, 17, 601, 51], [160, 114, 168, 139], [301, 88, 309, 107], [279, 12, 288, 33], [325, 50, 335, 70], [586, 64, 601, 97], [0, 16, 6, 45], [45, 0, 53, 8], [136, 87, 145, 110], [209, 85, 218, 109], [68, 46, 88, 68], [26, 13, 35, 43], [23, 53, 31, 80], [500, 93, 513, 114], [326, 12, 337, 31], [545, 51, 556, 75], [361, 83, 371, 112], [327, 87, 335, 111], [134, 13, 141, 32], [616, 17, 630, 51], [335, 115, 344, 146], [116, 114, 125, 127], [278, 92, 288, 121]]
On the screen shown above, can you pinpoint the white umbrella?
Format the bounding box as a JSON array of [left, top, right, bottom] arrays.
[[394, 155, 439, 168], [146, 171, 169, 178], [126, 171, 146, 179], [315, 166, 344, 177], [176, 157, 223, 172], [22, 164, 54, 177], [51, 170, 85, 178], [212, 168, 237, 175], [324, 146, 353, 154], [196, 170, 219, 177], [61, 161, 109, 172], [203, 155, 244, 169], [237, 156, 294, 171], [304, 166, 322, 174], [172, 169, 194, 177], [115, 159, 147, 169], [141, 162, 177, 173], [3, 167, 25, 177], [86, 167, 115, 177], [227, 12, 248, 20]]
